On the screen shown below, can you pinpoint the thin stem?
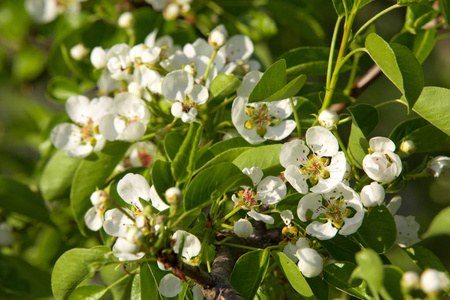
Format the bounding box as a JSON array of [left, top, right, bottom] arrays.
[[344, 52, 362, 94], [215, 242, 260, 251], [290, 97, 302, 137], [327, 16, 343, 89], [338, 116, 352, 125], [374, 99, 403, 109], [203, 49, 218, 83], [141, 133, 156, 140], [217, 207, 241, 227], [105, 272, 133, 292], [351, 4, 401, 43], [210, 95, 236, 113]]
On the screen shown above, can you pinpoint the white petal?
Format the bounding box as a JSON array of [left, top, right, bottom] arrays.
[[311, 151, 346, 194], [236, 71, 262, 98], [387, 195, 402, 215], [84, 207, 103, 231], [267, 99, 294, 120], [280, 210, 294, 225], [103, 208, 135, 237], [113, 236, 140, 254], [113, 251, 145, 261], [67, 143, 94, 158], [121, 121, 146, 141], [99, 114, 118, 141], [51, 123, 80, 152], [360, 182, 385, 207], [306, 126, 339, 157], [264, 120, 297, 141], [149, 185, 170, 211], [226, 35, 254, 62], [369, 137, 396, 153], [162, 69, 193, 101], [66, 95, 91, 124], [283, 242, 298, 263], [395, 215, 421, 248], [190, 84, 209, 105], [279, 139, 309, 168], [172, 230, 201, 261], [285, 165, 309, 194], [242, 167, 263, 186], [306, 220, 338, 240], [193, 284, 205, 300], [25, 0, 58, 24], [247, 209, 274, 224], [117, 173, 150, 209], [231, 96, 265, 145], [296, 247, 323, 277], [297, 193, 324, 222], [159, 274, 183, 298], [257, 176, 286, 205], [296, 238, 310, 249], [234, 219, 253, 238]]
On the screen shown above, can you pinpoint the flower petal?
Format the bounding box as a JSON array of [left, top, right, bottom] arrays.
[[159, 274, 184, 298], [103, 208, 134, 237], [247, 209, 274, 224], [84, 207, 103, 231], [242, 167, 263, 186], [264, 120, 297, 141], [296, 247, 323, 277], [311, 151, 346, 194], [162, 69, 194, 101], [369, 137, 396, 153], [257, 176, 286, 205], [279, 139, 309, 168], [297, 193, 324, 222], [172, 230, 201, 262], [117, 173, 150, 209], [306, 220, 338, 240], [285, 165, 309, 194], [149, 185, 170, 211], [306, 126, 339, 157], [236, 71, 262, 98]]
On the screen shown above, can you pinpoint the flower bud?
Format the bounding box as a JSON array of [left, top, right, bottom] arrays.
[[165, 187, 182, 204], [163, 3, 180, 20], [209, 25, 228, 49], [399, 140, 416, 157], [427, 156, 450, 177], [234, 219, 253, 238], [90, 190, 108, 210], [318, 109, 339, 129], [401, 271, 419, 289], [118, 11, 134, 28], [90, 46, 107, 69], [360, 182, 385, 207], [70, 44, 89, 61], [420, 269, 450, 294], [296, 247, 323, 278]]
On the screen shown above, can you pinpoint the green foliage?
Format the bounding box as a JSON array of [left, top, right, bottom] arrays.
[[422, 206, 450, 239]]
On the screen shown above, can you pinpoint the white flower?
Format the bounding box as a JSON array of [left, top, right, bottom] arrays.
[[51, 95, 113, 158], [165, 187, 182, 204], [394, 215, 421, 248], [126, 141, 157, 167], [362, 137, 402, 183], [193, 284, 205, 300], [106, 43, 132, 80], [84, 190, 109, 231], [172, 230, 201, 263], [90, 47, 107, 69], [295, 247, 323, 278], [402, 271, 419, 288], [103, 208, 135, 237], [149, 186, 170, 211], [163, 3, 180, 20], [209, 25, 228, 49], [297, 183, 364, 240], [231, 71, 296, 144], [25, 0, 59, 24], [118, 11, 134, 28], [360, 182, 385, 207], [420, 269, 450, 294], [130, 45, 161, 66], [159, 274, 184, 297], [162, 70, 209, 123], [234, 219, 253, 238], [219, 35, 254, 74], [112, 227, 145, 261], [97, 70, 121, 93], [232, 167, 287, 224], [99, 92, 150, 141], [399, 140, 416, 157], [428, 156, 450, 177], [280, 126, 347, 194], [117, 173, 151, 211], [318, 109, 339, 130], [280, 210, 294, 226], [70, 44, 89, 61]]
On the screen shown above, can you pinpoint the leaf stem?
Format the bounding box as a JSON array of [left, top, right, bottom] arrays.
[[326, 16, 343, 89], [216, 207, 241, 227], [203, 49, 218, 84], [214, 242, 260, 251]]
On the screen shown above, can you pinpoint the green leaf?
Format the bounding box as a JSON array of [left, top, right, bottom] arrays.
[[353, 249, 384, 296], [319, 234, 361, 262], [248, 59, 306, 103], [412, 86, 450, 136], [164, 132, 184, 161], [280, 47, 335, 77], [439, 0, 450, 28], [357, 205, 397, 253], [12, 46, 46, 81], [68, 285, 108, 300], [171, 122, 202, 183], [197, 147, 252, 173], [40, 151, 82, 201], [405, 4, 439, 33], [347, 104, 379, 168], [0, 176, 54, 226], [406, 246, 448, 272], [151, 160, 175, 205], [52, 247, 114, 300], [384, 245, 423, 273], [398, 0, 435, 6], [236, 10, 277, 42], [99, 263, 133, 300], [139, 262, 159, 299], [230, 249, 270, 300], [184, 162, 252, 211], [365, 33, 424, 111], [209, 73, 241, 100], [403, 124, 450, 152], [323, 262, 371, 299], [383, 266, 404, 300], [47, 77, 81, 102], [271, 251, 315, 299], [233, 144, 283, 176], [422, 206, 450, 239], [332, 0, 374, 16], [71, 141, 129, 235], [412, 28, 437, 63]]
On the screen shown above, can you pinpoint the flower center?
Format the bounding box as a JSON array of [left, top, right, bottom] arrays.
[[235, 187, 259, 209], [324, 199, 350, 229], [300, 154, 330, 185], [244, 104, 279, 137], [78, 119, 99, 145], [138, 149, 153, 167], [181, 97, 196, 112]]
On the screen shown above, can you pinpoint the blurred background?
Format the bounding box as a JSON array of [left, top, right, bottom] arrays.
[[0, 0, 449, 298]]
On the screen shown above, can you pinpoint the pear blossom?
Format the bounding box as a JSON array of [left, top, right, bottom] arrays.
[[25, 0, 59, 24], [127, 141, 157, 168], [360, 182, 385, 207], [70, 44, 89, 61], [144, 29, 180, 58], [297, 183, 364, 240], [280, 126, 347, 194], [162, 70, 209, 123], [209, 25, 228, 49], [399, 140, 416, 157], [149, 186, 170, 211], [99, 92, 150, 141], [159, 274, 184, 297], [112, 227, 145, 261], [118, 11, 134, 28], [420, 269, 450, 294], [234, 219, 253, 238], [401, 271, 419, 288], [84, 190, 109, 231], [130, 44, 161, 66], [231, 71, 296, 144], [427, 156, 450, 177], [232, 167, 287, 224], [386, 195, 402, 215], [51, 95, 113, 158], [165, 187, 182, 204], [219, 35, 255, 75], [106, 43, 132, 80], [295, 245, 323, 278], [394, 215, 421, 248], [363, 137, 402, 183], [90, 47, 107, 69], [103, 208, 136, 237], [117, 173, 151, 211], [318, 109, 339, 130], [172, 230, 201, 263]]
